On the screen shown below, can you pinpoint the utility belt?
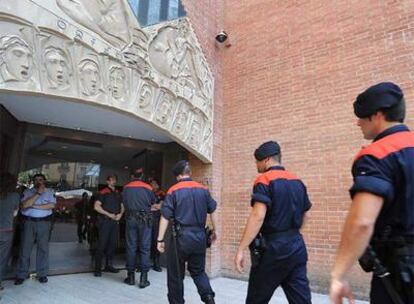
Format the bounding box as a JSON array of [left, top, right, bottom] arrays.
[[171, 221, 212, 248], [249, 229, 300, 268], [22, 214, 52, 222], [359, 235, 414, 303], [126, 210, 152, 225]]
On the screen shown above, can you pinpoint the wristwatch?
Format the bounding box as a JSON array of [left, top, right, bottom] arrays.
[[157, 239, 164, 243]]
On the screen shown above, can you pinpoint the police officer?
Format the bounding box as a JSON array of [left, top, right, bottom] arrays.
[[122, 168, 156, 288], [94, 175, 124, 277], [157, 160, 218, 304], [235, 142, 312, 304], [15, 173, 56, 285], [330, 82, 414, 304], [149, 179, 165, 272]]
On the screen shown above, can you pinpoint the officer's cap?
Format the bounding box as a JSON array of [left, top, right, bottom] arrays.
[[353, 82, 404, 118], [172, 160, 188, 177], [254, 141, 281, 161]]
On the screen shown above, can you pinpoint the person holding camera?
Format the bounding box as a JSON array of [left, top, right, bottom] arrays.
[[157, 160, 218, 304], [235, 141, 312, 304], [330, 82, 414, 304], [15, 173, 56, 285]]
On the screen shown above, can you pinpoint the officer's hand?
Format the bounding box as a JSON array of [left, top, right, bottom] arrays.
[[211, 231, 217, 244], [157, 242, 165, 253], [329, 278, 355, 304], [115, 214, 122, 221], [109, 213, 117, 220], [234, 249, 245, 273]]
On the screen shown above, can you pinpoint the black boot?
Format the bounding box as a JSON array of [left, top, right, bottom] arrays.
[[94, 259, 102, 277], [204, 294, 215, 304], [124, 272, 135, 285], [152, 255, 162, 272], [138, 271, 150, 288], [104, 258, 119, 273]]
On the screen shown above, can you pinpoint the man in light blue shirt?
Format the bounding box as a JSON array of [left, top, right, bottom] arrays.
[[15, 173, 56, 285]]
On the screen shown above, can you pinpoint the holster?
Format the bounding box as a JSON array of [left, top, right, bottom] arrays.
[[249, 233, 267, 268], [205, 226, 213, 248], [171, 220, 182, 238], [126, 210, 153, 226]]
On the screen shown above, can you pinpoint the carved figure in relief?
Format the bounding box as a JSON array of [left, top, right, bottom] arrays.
[[109, 66, 126, 100], [0, 35, 34, 83], [138, 82, 153, 111], [43, 47, 71, 90], [56, 0, 133, 49], [79, 58, 100, 96], [155, 92, 173, 125], [172, 103, 190, 138], [188, 114, 204, 149]]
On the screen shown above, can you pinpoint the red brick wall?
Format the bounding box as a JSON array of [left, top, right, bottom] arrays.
[[220, 0, 414, 298], [181, 0, 225, 276]]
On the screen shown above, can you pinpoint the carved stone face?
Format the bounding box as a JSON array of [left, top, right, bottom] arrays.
[[156, 94, 173, 125], [188, 120, 201, 148], [109, 67, 126, 99], [44, 48, 70, 88], [80, 59, 100, 96], [173, 111, 188, 136], [138, 83, 152, 109], [1, 38, 33, 81]]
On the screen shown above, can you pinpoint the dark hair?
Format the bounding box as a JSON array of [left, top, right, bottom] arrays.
[[0, 172, 17, 198], [270, 153, 282, 163], [33, 173, 46, 181], [106, 174, 117, 181], [182, 163, 191, 176], [380, 98, 406, 123]]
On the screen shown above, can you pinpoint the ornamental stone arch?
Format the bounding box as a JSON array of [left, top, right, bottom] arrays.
[[0, 0, 214, 163]]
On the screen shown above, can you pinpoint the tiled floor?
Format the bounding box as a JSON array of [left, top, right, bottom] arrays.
[[1, 270, 368, 304]]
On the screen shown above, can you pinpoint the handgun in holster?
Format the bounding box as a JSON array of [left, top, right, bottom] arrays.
[[249, 233, 267, 268]]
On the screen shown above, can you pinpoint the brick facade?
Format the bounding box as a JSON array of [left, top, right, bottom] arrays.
[[183, 0, 414, 298]]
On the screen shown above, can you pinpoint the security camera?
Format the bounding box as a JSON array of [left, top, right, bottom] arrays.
[[215, 31, 228, 43]]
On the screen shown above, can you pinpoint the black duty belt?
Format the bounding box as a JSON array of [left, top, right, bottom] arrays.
[[263, 229, 299, 239], [22, 215, 52, 222]]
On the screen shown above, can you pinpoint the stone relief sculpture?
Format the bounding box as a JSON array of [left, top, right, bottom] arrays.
[[154, 89, 176, 129], [79, 57, 102, 97], [136, 79, 156, 118], [0, 2, 214, 162], [172, 99, 191, 139], [109, 65, 127, 101], [56, 0, 134, 49], [0, 35, 35, 85], [43, 46, 72, 90], [187, 110, 205, 150]]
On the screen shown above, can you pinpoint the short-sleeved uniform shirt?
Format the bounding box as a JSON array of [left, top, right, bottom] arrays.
[[122, 180, 156, 212], [161, 178, 217, 227], [251, 166, 312, 235], [96, 186, 122, 214], [21, 188, 56, 218], [350, 124, 414, 238]]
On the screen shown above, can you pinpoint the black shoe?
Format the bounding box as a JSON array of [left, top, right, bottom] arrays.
[[14, 278, 24, 285], [152, 257, 162, 272], [203, 295, 215, 304], [138, 271, 150, 289], [38, 276, 48, 283], [124, 272, 135, 285], [94, 271, 102, 277], [104, 265, 119, 273]]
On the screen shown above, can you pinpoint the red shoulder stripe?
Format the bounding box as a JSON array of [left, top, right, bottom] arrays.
[[254, 170, 298, 186], [354, 131, 414, 161], [167, 181, 208, 194], [124, 181, 153, 191], [99, 187, 111, 194]]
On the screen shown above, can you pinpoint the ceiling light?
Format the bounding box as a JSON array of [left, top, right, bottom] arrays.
[[61, 146, 68, 149]]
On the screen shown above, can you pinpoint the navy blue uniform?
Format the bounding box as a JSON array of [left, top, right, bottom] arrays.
[[350, 125, 414, 304], [95, 187, 122, 269], [161, 178, 217, 304], [247, 166, 312, 304], [123, 180, 156, 272]]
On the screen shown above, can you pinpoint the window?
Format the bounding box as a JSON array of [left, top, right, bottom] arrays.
[[128, 0, 186, 27]]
